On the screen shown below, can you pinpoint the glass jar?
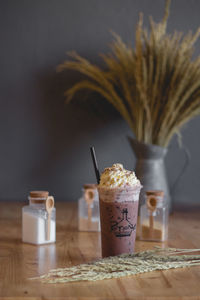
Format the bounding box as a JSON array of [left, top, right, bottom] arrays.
[[78, 184, 100, 232], [22, 191, 56, 245], [139, 190, 168, 242]]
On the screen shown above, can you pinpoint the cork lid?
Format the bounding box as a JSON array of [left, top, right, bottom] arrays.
[[83, 184, 97, 190], [29, 191, 49, 198], [146, 190, 164, 197]]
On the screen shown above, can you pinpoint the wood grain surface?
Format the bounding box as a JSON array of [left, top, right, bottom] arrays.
[[0, 202, 200, 300]]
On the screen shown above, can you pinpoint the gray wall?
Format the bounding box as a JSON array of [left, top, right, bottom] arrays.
[[0, 0, 199, 205]]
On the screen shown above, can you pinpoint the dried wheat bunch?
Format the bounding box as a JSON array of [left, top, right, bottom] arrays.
[[32, 247, 200, 283], [58, 0, 200, 147]]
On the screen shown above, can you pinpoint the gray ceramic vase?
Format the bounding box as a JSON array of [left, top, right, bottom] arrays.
[[128, 137, 190, 212]]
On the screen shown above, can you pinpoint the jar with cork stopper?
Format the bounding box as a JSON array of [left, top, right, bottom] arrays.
[[22, 191, 56, 245], [78, 184, 100, 231], [139, 190, 168, 242]]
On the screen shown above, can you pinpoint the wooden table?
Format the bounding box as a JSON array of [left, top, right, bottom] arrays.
[[0, 202, 200, 299]]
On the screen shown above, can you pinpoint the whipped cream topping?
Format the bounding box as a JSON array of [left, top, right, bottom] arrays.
[[99, 163, 140, 188]]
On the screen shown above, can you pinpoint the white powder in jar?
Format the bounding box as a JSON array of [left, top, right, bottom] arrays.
[[22, 211, 56, 245]]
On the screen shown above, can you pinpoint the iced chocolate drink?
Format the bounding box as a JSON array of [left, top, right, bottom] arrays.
[[98, 164, 142, 257]]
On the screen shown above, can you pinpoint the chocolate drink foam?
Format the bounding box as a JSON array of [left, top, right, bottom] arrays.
[[99, 163, 140, 189]]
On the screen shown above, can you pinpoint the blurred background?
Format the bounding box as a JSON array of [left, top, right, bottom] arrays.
[[0, 0, 199, 205]]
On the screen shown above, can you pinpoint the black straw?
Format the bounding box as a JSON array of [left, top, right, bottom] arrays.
[[90, 146, 100, 184]]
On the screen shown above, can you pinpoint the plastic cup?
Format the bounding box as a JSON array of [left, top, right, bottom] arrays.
[[98, 185, 142, 257]]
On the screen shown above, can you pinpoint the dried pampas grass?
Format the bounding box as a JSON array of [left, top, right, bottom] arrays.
[[58, 0, 200, 147]]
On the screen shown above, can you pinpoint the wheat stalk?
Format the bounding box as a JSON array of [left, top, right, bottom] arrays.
[[31, 247, 200, 283], [58, 0, 200, 147]]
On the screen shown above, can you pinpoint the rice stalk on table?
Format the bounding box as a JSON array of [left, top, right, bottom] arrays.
[[57, 0, 200, 147], [32, 247, 200, 283]]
